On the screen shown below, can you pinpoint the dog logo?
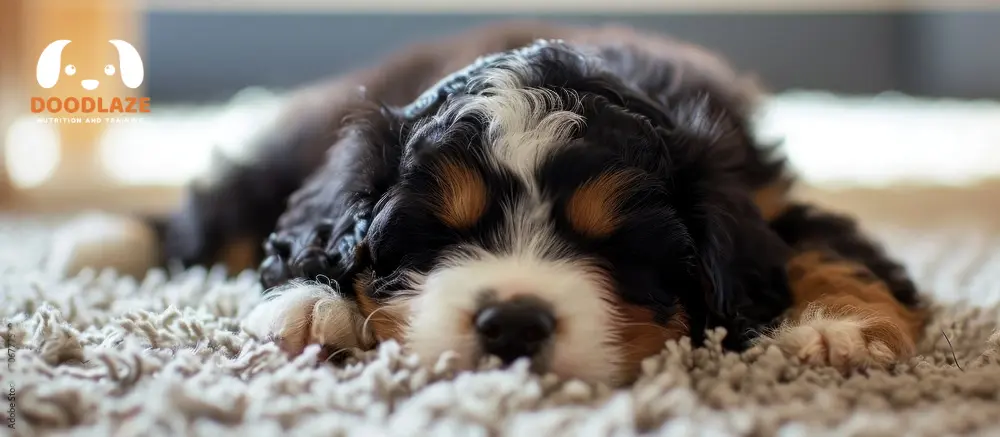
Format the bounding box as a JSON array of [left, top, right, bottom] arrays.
[[36, 39, 145, 90], [31, 39, 151, 117]]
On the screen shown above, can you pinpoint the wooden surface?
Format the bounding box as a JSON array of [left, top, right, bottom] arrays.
[[797, 180, 1000, 233], [2, 185, 182, 215]]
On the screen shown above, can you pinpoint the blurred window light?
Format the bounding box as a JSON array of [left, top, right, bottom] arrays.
[[4, 117, 61, 189], [82, 87, 1000, 188], [756, 91, 1000, 187], [99, 87, 286, 185], [98, 115, 215, 185]]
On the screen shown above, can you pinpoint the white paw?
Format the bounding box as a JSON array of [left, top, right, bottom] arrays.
[[242, 283, 375, 359], [767, 312, 909, 372]]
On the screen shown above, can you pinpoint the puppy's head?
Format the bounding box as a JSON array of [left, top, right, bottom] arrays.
[[349, 40, 790, 385]]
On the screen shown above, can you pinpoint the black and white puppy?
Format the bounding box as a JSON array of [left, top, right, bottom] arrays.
[[62, 22, 926, 385]]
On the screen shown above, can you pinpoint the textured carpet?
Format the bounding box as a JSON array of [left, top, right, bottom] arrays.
[[3, 187, 1000, 436]]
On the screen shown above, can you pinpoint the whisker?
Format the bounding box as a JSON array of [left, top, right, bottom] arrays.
[[362, 306, 391, 335]]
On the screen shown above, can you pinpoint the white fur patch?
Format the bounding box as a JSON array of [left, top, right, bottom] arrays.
[[470, 89, 583, 181], [404, 247, 622, 384], [242, 282, 375, 358], [410, 59, 585, 185], [466, 69, 584, 182]]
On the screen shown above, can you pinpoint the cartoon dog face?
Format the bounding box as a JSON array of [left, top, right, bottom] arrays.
[[36, 40, 145, 90]]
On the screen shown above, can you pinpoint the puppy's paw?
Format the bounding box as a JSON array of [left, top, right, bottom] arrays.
[[242, 283, 374, 360], [766, 308, 915, 372], [259, 216, 369, 289]]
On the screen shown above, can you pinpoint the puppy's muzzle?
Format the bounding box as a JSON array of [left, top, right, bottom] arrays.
[[475, 297, 555, 364]]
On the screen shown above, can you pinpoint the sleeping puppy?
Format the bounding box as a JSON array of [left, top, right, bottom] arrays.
[[61, 21, 928, 385]]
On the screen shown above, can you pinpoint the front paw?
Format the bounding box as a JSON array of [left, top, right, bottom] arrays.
[[259, 222, 337, 288], [260, 217, 369, 289], [242, 283, 375, 360], [766, 309, 915, 372]]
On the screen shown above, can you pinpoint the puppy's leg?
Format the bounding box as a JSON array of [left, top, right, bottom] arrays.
[[763, 204, 928, 371]]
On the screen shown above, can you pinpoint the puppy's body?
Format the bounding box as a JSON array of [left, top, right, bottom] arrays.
[[77, 22, 926, 384]]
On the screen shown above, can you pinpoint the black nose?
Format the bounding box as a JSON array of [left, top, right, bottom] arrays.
[[475, 299, 555, 364]]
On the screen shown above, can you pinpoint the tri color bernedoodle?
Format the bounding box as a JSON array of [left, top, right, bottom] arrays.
[[68, 21, 929, 385]]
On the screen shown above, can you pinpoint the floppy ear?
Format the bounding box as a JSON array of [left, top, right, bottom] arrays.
[[665, 92, 792, 350], [260, 103, 408, 289], [693, 184, 792, 350], [109, 39, 144, 89], [262, 43, 523, 289], [37, 40, 71, 89]]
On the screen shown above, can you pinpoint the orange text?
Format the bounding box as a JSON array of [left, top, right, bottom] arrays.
[[30, 97, 151, 114]]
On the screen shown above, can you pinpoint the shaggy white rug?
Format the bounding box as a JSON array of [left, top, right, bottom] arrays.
[[3, 184, 1000, 437]]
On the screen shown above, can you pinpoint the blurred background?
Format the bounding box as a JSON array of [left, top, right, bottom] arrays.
[[1, 0, 1000, 218]]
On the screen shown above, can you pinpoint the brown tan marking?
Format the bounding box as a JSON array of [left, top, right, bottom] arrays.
[[752, 177, 793, 221], [353, 269, 410, 344], [774, 250, 928, 369], [614, 301, 689, 382], [432, 159, 489, 229], [566, 171, 640, 238]]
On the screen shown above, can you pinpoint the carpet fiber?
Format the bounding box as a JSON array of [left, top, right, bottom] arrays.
[[3, 187, 1000, 436]]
